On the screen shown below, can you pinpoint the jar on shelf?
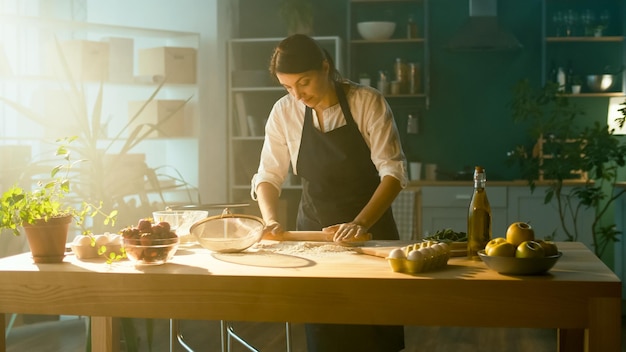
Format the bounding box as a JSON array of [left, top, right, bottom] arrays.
[[407, 113, 419, 134], [359, 73, 371, 87], [407, 14, 418, 39], [408, 62, 420, 94], [377, 70, 389, 95], [394, 58, 408, 93]]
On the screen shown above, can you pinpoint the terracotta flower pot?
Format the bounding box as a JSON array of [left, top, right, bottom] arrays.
[[23, 215, 72, 263]]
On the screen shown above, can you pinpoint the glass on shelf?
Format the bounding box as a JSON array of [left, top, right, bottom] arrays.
[[552, 11, 564, 37], [562, 9, 579, 37], [598, 10, 610, 36], [580, 9, 595, 36]]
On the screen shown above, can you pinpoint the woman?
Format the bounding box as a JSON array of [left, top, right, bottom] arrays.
[[251, 34, 407, 352]]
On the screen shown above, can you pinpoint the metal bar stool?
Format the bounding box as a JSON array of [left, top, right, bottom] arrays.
[[165, 202, 253, 352], [167, 320, 293, 352], [166, 203, 292, 351], [222, 321, 293, 352]]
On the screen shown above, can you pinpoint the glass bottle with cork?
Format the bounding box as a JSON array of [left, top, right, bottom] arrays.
[[467, 166, 491, 260]]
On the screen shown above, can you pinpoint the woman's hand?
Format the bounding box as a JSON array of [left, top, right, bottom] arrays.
[[324, 222, 370, 242], [261, 220, 284, 240]]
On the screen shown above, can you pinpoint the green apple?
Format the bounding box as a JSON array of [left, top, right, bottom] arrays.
[[486, 241, 516, 257], [506, 222, 535, 247], [535, 240, 559, 257], [485, 237, 507, 254], [515, 240, 545, 258]]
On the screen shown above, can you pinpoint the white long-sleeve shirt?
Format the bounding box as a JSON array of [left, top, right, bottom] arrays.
[[251, 81, 408, 198]]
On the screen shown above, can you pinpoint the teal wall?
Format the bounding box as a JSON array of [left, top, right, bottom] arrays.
[[409, 0, 541, 180], [237, 0, 625, 181]]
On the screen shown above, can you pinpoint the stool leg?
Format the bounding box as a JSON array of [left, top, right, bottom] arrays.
[[225, 321, 260, 352], [5, 314, 17, 338], [222, 321, 292, 352], [285, 322, 292, 352], [220, 320, 228, 352], [170, 319, 195, 352]]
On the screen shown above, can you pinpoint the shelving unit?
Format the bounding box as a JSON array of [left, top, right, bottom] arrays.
[[532, 134, 588, 181], [540, 0, 626, 96], [0, 16, 201, 225], [226, 36, 342, 228], [347, 0, 430, 110]]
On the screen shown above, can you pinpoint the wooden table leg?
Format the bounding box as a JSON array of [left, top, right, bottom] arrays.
[[91, 316, 120, 352], [558, 297, 622, 352], [1, 313, 6, 352], [586, 297, 621, 352], [557, 329, 584, 352]]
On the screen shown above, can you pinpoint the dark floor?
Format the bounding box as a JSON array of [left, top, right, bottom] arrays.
[[6, 314, 624, 352]]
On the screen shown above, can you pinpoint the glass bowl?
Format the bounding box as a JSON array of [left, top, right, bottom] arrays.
[[152, 210, 209, 245], [191, 214, 264, 253], [123, 236, 179, 265]]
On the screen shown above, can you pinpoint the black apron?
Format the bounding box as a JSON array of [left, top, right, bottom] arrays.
[[295, 82, 404, 352]]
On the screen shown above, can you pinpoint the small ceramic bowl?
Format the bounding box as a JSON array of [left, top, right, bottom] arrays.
[[478, 250, 562, 275], [71, 234, 123, 260], [357, 21, 396, 40]]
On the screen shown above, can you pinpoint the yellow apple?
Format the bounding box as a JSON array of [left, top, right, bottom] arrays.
[[515, 241, 545, 258], [506, 222, 535, 247], [485, 237, 507, 253], [535, 240, 559, 257], [486, 241, 516, 257]]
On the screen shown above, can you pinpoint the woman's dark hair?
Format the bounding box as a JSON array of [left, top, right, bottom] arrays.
[[269, 34, 341, 81]]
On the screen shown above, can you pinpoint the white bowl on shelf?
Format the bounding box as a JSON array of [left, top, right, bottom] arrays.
[[357, 21, 396, 40]]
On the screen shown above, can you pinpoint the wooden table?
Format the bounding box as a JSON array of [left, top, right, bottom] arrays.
[[0, 242, 621, 352]]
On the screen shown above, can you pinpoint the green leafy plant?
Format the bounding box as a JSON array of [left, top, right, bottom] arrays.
[[0, 136, 117, 236], [507, 79, 626, 258]]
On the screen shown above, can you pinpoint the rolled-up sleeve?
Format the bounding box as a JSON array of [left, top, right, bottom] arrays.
[[250, 97, 303, 200], [354, 87, 408, 188]]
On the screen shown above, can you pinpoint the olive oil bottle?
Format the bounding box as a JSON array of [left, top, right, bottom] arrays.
[[467, 166, 492, 260]]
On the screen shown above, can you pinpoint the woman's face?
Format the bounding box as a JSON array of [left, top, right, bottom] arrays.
[[276, 61, 332, 110]]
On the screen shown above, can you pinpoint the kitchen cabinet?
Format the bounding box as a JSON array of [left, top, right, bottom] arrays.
[[0, 16, 201, 222], [541, 0, 626, 96], [420, 186, 508, 238], [347, 0, 430, 118], [419, 184, 595, 248], [226, 37, 342, 229]]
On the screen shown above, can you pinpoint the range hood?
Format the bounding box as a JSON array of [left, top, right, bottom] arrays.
[[448, 0, 522, 52]]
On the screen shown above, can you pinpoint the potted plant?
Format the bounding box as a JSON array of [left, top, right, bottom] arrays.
[[507, 79, 626, 261], [279, 0, 313, 35], [0, 137, 117, 263]]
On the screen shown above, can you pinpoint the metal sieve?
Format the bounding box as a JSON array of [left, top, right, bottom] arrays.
[[190, 213, 265, 253]]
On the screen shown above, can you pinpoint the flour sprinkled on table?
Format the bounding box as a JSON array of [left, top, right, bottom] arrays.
[[251, 241, 355, 257]]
